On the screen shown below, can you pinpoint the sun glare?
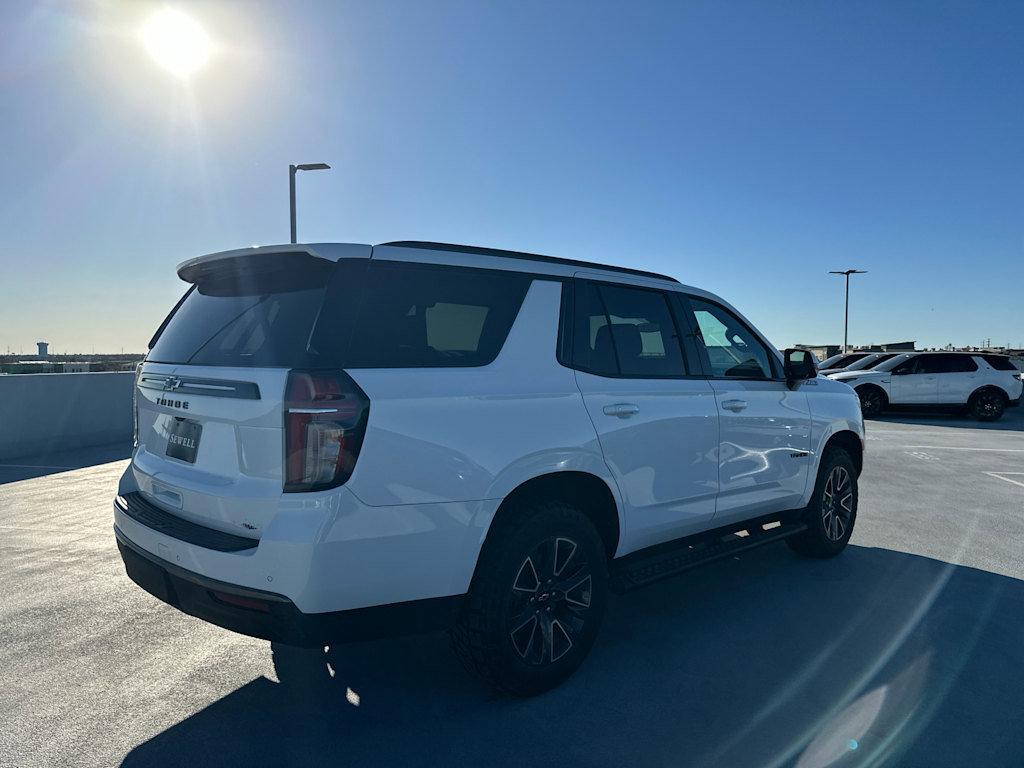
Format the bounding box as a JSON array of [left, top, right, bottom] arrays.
[[140, 8, 212, 79]]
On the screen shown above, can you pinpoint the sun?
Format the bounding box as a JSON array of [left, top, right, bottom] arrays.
[[140, 8, 212, 79]]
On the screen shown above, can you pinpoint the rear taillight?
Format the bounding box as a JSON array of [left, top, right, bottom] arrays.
[[132, 362, 143, 447], [283, 370, 369, 492]]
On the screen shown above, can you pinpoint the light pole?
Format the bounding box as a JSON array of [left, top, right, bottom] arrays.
[[289, 163, 331, 243], [828, 269, 867, 353]]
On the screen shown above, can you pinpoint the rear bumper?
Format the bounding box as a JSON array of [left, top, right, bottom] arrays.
[[115, 461, 497, 615], [115, 528, 462, 647]]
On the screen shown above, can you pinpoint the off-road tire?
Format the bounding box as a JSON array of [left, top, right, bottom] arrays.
[[787, 448, 858, 559], [450, 501, 608, 697]]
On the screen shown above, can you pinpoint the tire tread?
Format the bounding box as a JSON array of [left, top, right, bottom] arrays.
[[450, 501, 606, 696]]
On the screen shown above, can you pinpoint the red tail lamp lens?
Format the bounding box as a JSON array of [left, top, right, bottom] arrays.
[[283, 370, 369, 492]]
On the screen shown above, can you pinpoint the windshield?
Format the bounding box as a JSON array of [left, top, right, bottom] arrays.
[[873, 353, 914, 372], [844, 353, 897, 372], [820, 353, 868, 370], [817, 353, 846, 369]]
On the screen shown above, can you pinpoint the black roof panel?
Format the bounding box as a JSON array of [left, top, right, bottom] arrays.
[[379, 241, 680, 283]]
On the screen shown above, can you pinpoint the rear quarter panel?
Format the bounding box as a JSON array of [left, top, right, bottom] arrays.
[[344, 279, 613, 509]]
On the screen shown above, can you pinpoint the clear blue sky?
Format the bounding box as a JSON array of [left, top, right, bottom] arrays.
[[2, 0, 1021, 354]]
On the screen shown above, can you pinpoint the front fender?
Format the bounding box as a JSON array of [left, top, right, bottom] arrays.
[[803, 387, 865, 507]]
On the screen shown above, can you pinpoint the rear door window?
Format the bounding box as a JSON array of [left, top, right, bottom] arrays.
[[917, 354, 977, 374], [571, 281, 687, 377]]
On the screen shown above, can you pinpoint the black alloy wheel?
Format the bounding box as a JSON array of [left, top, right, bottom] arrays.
[[971, 390, 1005, 421], [820, 464, 854, 542], [857, 386, 885, 418], [508, 536, 593, 665]]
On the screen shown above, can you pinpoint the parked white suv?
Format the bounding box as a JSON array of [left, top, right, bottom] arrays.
[[831, 351, 1023, 420], [114, 241, 865, 695]]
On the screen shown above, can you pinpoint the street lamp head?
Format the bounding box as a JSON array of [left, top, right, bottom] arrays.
[[829, 269, 867, 276], [288, 162, 331, 244]]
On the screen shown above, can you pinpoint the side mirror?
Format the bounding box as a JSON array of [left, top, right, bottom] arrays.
[[783, 348, 817, 388]]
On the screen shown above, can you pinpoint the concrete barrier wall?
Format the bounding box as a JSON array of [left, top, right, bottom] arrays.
[[0, 372, 134, 460]]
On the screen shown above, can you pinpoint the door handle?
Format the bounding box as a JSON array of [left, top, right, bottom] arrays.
[[721, 399, 748, 412], [603, 403, 640, 418]]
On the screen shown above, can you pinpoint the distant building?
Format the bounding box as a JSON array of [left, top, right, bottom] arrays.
[[1, 361, 56, 374], [875, 341, 915, 352], [61, 362, 91, 373], [36, 341, 49, 359]]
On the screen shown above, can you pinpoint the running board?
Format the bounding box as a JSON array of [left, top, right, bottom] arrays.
[[609, 517, 807, 593]]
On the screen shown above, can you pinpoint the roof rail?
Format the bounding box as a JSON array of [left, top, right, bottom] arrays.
[[378, 241, 680, 283]]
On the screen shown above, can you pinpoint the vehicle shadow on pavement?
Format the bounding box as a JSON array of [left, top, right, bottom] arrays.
[[871, 409, 1024, 432], [121, 544, 1024, 768], [0, 442, 131, 484]]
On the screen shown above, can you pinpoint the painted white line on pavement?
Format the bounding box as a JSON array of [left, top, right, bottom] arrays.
[[901, 445, 1024, 452], [872, 429, 1023, 437], [984, 472, 1024, 489]]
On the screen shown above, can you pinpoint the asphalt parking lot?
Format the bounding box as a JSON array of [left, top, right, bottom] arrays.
[[1, 410, 1022, 768]]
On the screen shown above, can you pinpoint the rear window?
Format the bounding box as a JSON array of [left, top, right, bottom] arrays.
[[983, 355, 1019, 371], [151, 258, 532, 369], [148, 261, 333, 368]]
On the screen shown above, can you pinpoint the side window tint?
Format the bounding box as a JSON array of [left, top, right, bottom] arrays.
[[917, 354, 977, 374], [947, 355, 977, 373], [688, 298, 774, 379], [983, 355, 1016, 371], [571, 282, 686, 377], [330, 262, 531, 368], [892, 357, 919, 375], [571, 283, 618, 376], [597, 285, 686, 377]]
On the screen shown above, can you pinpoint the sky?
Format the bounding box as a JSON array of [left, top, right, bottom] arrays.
[[1, 0, 1021, 354]]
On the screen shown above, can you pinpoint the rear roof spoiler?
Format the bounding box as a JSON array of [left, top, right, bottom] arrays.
[[176, 243, 372, 283]]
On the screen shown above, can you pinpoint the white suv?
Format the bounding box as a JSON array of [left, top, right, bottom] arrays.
[[114, 241, 865, 695], [831, 351, 1023, 420]]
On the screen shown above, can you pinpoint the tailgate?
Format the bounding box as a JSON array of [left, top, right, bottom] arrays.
[[130, 246, 360, 537], [133, 362, 289, 536]]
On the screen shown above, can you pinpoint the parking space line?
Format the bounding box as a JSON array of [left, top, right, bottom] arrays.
[[985, 472, 1024, 489], [901, 445, 1024, 452], [872, 429, 1023, 437]]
